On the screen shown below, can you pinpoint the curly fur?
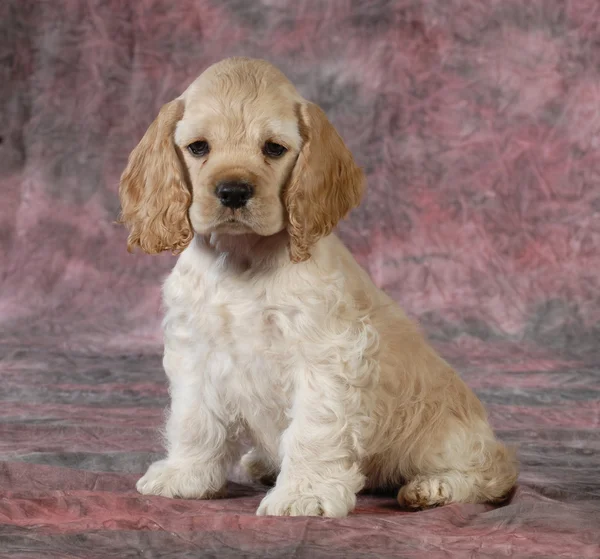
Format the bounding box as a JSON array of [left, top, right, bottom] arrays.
[[120, 57, 518, 517], [285, 102, 364, 262], [119, 100, 193, 254]]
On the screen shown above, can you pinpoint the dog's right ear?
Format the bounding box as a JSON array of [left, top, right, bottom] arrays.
[[284, 102, 364, 263], [118, 99, 193, 254]]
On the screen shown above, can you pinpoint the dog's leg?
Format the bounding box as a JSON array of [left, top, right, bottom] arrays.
[[136, 352, 234, 499], [256, 367, 368, 517], [397, 439, 518, 509]]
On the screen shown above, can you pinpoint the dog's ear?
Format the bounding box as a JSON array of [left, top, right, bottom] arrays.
[[118, 99, 193, 254], [284, 103, 364, 262]]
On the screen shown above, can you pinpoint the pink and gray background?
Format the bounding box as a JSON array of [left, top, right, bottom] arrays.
[[2, 1, 599, 557]]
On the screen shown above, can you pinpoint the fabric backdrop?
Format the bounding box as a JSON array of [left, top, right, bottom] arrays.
[[1, 1, 599, 557]]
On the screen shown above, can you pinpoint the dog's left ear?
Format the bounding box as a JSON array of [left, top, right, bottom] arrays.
[[118, 99, 193, 255], [284, 103, 364, 263]]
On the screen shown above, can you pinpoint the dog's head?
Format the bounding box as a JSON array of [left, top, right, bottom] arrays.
[[119, 57, 364, 262]]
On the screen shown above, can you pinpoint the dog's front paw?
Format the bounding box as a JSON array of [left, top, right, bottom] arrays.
[[136, 459, 225, 499], [256, 484, 355, 517]]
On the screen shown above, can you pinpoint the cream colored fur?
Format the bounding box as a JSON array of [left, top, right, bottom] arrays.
[[120, 57, 518, 517]]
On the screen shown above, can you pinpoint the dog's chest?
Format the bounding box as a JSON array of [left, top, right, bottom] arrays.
[[163, 262, 297, 414], [197, 277, 290, 358]]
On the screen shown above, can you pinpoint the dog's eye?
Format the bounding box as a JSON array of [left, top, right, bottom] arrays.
[[263, 142, 287, 158], [188, 140, 210, 157]]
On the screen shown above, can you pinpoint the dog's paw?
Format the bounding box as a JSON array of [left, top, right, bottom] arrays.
[[240, 449, 277, 486], [136, 459, 225, 499], [397, 476, 453, 509], [256, 484, 354, 517]]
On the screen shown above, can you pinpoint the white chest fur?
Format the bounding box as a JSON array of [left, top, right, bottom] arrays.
[[161, 242, 301, 454], [159, 235, 382, 469]]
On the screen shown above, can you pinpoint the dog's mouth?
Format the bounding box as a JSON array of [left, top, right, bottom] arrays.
[[223, 210, 248, 225], [204, 203, 283, 237], [214, 213, 254, 234]]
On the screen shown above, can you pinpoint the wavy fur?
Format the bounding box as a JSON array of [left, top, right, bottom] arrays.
[[123, 58, 518, 517]]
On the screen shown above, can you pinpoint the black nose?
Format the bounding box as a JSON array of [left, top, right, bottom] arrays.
[[215, 181, 254, 209]]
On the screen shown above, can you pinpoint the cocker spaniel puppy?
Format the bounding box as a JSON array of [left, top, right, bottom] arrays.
[[119, 57, 518, 517]]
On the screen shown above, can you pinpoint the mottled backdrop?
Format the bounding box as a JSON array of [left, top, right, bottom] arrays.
[[1, 1, 599, 557]]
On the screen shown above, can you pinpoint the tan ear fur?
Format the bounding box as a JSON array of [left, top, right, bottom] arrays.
[[118, 99, 193, 254], [285, 103, 364, 262]]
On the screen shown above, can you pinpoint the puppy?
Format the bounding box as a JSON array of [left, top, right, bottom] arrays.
[[119, 57, 518, 517]]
